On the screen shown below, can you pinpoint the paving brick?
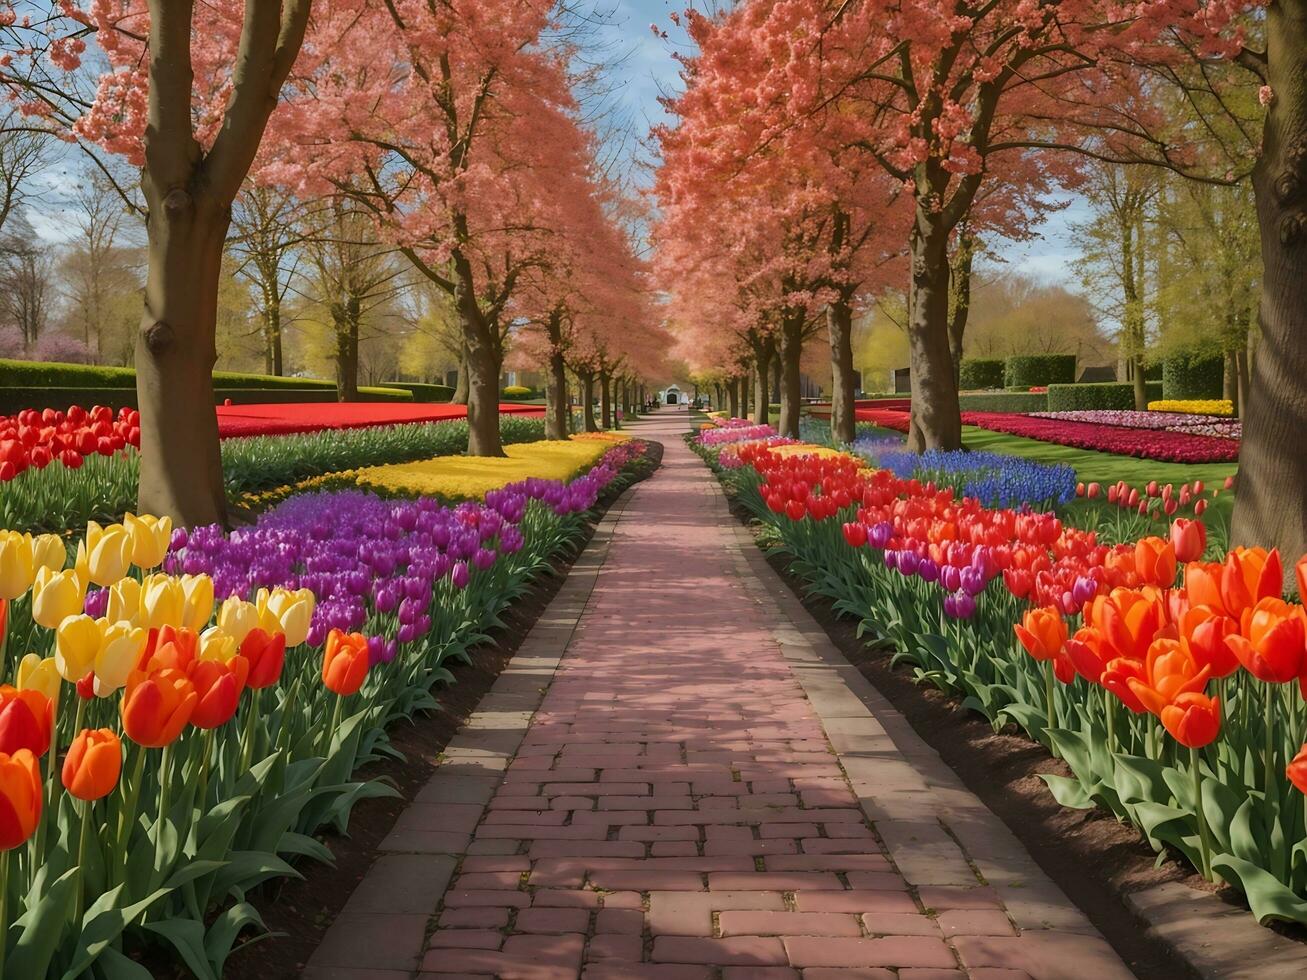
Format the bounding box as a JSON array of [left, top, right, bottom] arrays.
[[783, 936, 957, 969], [718, 911, 861, 937], [652, 936, 789, 966]]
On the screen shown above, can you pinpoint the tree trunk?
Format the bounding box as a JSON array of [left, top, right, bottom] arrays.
[[1236, 347, 1251, 420], [777, 314, 804, 439], [454, 282, 503, 456], [581, 372, 598, 432], [948, 236, 974, 388], [262, 298, 283, 377], [1224, 349, 1239, 415], [827, 294, 856, 445], [740, 370, 750, 420], [544, 313, 568, 440], [453, 337, 470, 405], [753, 343, 773, 425], [905, 219, 963, 453], [600, 370, 612, 429], [727, 378, 740, 418], [135, 197, 229, 527], [1233, 9, 1307, 560], [334, 301, 360, 402]]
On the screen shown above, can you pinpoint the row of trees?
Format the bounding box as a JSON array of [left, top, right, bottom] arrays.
[[652, 0, 1307, 560], [1, 0, 667, 527]]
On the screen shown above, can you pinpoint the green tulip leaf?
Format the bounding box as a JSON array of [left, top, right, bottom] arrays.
[[1211, 854, 1307, 925], [61, 885, 172, 980], [144, 918, 218, 980], [203, 901, 273, 976], [5, 866, 78, 980], [1038, 773, 1095, 810], [210, 851, 300, 898], [90, 945, 155, 979]]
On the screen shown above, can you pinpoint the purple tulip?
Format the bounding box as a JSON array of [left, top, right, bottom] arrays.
[[84, 588, 110, 618], [917, 558, 939, 584], [898, 551, 920, 576], [940, 565, 962, 593], [473, 548, 497, 571], [1072, 575, 1098, 606], [451, 561, 470, 589], [960, 567, 986, 597], [868, 521, 893, 550]]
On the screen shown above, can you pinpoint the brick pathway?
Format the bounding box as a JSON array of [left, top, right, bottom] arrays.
[[306, 410, 1134, 980]]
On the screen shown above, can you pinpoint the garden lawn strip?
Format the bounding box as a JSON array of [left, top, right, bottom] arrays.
[[307, 409, 1131, 978], [214, 440, 662, 980]]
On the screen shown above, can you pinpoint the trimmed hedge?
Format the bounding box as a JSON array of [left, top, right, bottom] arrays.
[[959, 359, 1005, 390], [958, 391, 1047, 413], [1046, 381, 1164, 412], [0, 384, 411, 413], [0, 359, 341, 391], [1003, 354, 1077, 388], [1163, 354, 1224, 400], [384, 381, 455, 403]]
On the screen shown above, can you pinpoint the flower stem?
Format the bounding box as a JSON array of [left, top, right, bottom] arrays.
[[0, 848, 8, 977], [1191, 746, 1213, 880]]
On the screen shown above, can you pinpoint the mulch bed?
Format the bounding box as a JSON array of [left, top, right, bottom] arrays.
[[161, 438, 661, 980], [714, 484, 1249, 980]]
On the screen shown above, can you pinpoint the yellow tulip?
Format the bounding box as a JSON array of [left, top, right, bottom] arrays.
[[107, 577, 142, 625], [30, 533, 66, 573], [218, 596, 260, 645], [16, 653, 62, 703], [180, 574, 214, 630], [124, 513, 172, 569], [140, 574, 186, 630], [259, 587, 315, 647], [80, 522, 134, 587], [31, 567, 87, 629], [93, 620, 147, 696], [198, 626, 238, 663], [0, 530, 35, 601], [55, 614, 102, 682]]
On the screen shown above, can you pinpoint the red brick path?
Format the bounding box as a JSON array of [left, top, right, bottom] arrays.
[[306, 410, 1133, 980]]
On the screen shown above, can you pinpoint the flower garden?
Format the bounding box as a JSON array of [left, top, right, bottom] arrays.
[[0, 399, 653, 977], [691, 414, 1307, 930]]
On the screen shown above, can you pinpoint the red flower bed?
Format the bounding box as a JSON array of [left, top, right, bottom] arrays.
[[215, 402, 544, 439], [961, 412, 1239, 463], [0, 405, 140, 480], [852, 405, 1239, 463]]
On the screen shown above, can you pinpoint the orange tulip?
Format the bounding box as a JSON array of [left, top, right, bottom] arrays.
[[1101, 657, 1149, 713], [138, 625, 198, 673], [1288, 743, 1307, 795], [1169, 519, 1207, 564], [1102, 546, 1139, 589], [1126, 637, 1211, 717], [1014, 606, 1067, 661], [120, 668, 197, 747], [1178, 607, 1240, 679], [1135, 537, 1178, 588], [61, 728, 122, 801], [322, 629, 369, 696], [1296, 554, 1307, 601], [1184, 561, 1228, 616], [0, 685, 53, 757], [240, 628, 287, 690], [1220, 547, 1284, 619], [1224, 597, 1306, 684], [1085, 588, 1166, 663], [0, 749, 42, 849], [187, 657, 249, 729], [1160, 692, 1221, 748], [1066, 626, 1108, 683]]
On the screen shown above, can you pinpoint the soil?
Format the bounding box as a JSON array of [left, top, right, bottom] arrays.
[[146, 439, 662, 980], [712, 480, 1210, 980]]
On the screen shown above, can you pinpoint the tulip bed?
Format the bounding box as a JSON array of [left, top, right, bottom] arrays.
[[2, 412, 547, 534], [0, 438, 652, 976], [692, 427, 1307, 928]]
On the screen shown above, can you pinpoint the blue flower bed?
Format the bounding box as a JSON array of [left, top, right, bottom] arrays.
[[853, 442, 1076, 511]]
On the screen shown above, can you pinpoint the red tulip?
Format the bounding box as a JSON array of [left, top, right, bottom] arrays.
[[120, 668, 197, 747], [1160, 692, 1221, 749], [0, 749, 42, 850], [240, 628, 286, 690], [1288, 744, 1307, 795], [841, 522, 867, 548], [187, 657, 250, 729], [1169, 519, 1207, 564], [0, 686, 53, 757]]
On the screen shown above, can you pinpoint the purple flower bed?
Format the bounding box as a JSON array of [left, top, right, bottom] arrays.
[[1030, 409, 1241, 440]]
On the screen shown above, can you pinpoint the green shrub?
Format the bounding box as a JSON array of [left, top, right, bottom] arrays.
[[357, 386, 413, 402], [958, 391, 1047, 413], [0, 358, 339, 391], [959, 358, 1005, 390], [384, 381, 455, 403], [1163, 353, 1224, 400], [1003, 354, 1077, 388], [1046, 381, 1164, 411]]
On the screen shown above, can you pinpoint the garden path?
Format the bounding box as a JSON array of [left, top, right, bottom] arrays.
[[305, 409, 1134, 980]]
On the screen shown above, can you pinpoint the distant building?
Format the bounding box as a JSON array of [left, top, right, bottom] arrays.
[[660, 384, 690, 406]]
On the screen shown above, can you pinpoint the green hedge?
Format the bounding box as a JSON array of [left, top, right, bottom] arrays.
[[958, 391, 1048, 413], [959, 359, 1005, 390], [1004, 354, 1077, 388], [1163, 354, 1224, 400], [384, 381, 455, 403], [0, 384, 411, 413], [1047, 381, 1164, 411], [0, 359, 344, 391]]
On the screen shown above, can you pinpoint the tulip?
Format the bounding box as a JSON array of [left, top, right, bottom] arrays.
[[187, 657, 249, 729], [1221, 547, 1283, 618], [29, 533, 65, 573], [240, 628, 286, 689], [1169, 519, 1207, 564], [93, 621, 147, 697], [16, 653, 60, 704], [30, 566, 87, 630], [1159, 692, 1221, 749], [120, 668, 197, 747], [1085, 588, 1165, 663], [179, 574, 214, 630], [1127, 638, 1212, 717], [257, 587, 315, 647], [1184, 561, 1226, 615], [78, 521, 134, 587], [1066, 627, 1108, 683], [1297, 554, 1307, 601], [841, 522, 867, 548], [1194, 499, 1208, 518], [106, 576, 142, 624], [1086, 482, 1101, 499], [0, 686, 53, 757], [140, 574, 186, 629], [123, 512, 172, 569], [0, 530, 35, 601], [198, 626, 238, 663], [322, 629, 369, 696], [55, 614, 101, 682], [139, 625, 198, 673], [0, 749, 42, 849], [1288, 744, 1307, 796], [1014, 606, 1067, 662], [1178, 608, 1239, 679], [1134, 537, 1177, 588], [218, 596, 260, 645], [62, 728, 122, 801], [1225, 598, 1305, 683]]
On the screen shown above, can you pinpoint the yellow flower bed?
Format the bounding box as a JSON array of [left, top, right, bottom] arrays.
[[768, 443, 850, 461], [1148, 399, 1235, 417], [352, 435, 627, 499]]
